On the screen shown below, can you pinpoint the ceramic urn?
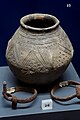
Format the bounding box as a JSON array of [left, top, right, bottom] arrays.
[[6, 13, 74, 85]]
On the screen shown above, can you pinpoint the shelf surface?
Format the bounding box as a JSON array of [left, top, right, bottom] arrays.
[[0, 63, 80, 119]]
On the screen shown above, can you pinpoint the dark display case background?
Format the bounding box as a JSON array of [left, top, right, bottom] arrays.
[[0, 0, 80, 76]]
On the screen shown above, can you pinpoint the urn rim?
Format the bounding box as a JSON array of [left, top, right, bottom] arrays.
[[20, 13, 60, 31]]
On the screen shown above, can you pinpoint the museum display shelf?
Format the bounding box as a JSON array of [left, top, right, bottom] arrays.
[[0, 63, 80, 120]]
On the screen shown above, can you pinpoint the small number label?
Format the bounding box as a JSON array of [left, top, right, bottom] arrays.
[[67, 4, 71, 7], [41, 99, 53, 110]]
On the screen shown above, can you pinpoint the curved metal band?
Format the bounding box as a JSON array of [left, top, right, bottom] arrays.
[[3, 81, 37, 109], [51, 80, 80, 101]]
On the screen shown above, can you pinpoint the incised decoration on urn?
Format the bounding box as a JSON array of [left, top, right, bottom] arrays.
[[6, 13, 74, 85]]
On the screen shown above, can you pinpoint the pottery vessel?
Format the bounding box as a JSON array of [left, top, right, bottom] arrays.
[[6, 13, 74, 85]]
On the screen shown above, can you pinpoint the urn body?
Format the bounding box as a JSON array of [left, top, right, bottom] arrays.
[[6, 13, 74, 85]]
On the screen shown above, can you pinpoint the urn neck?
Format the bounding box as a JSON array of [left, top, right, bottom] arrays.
[[20, 13, 60, 32]]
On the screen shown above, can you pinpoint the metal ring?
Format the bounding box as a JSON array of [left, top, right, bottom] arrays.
[[2, 81, 37, 109], [51, 80, 80, 101]]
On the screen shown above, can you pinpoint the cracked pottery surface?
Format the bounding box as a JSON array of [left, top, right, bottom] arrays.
[[6, 13, 74, 85]]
